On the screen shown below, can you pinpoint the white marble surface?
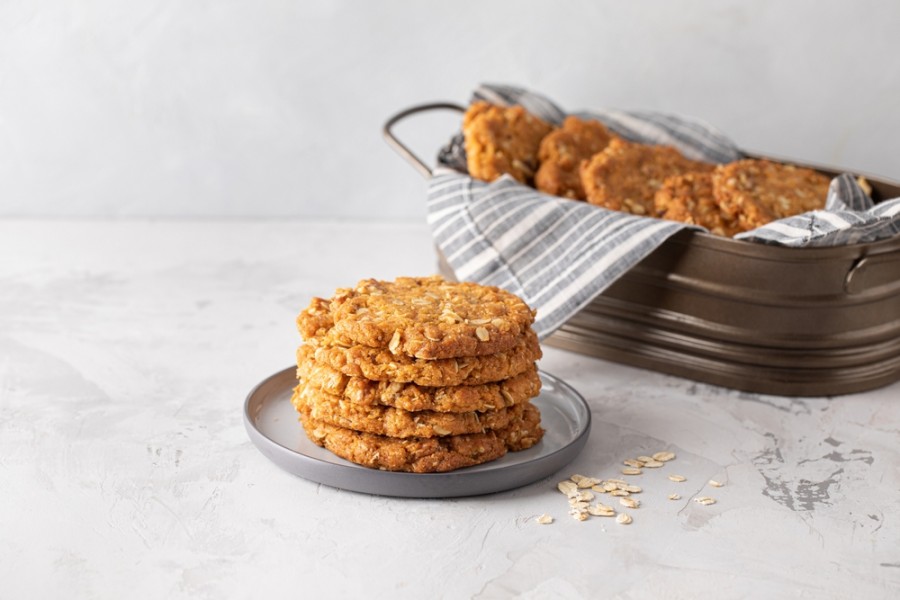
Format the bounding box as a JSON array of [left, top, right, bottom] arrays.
[[1, 219, 898, 599]]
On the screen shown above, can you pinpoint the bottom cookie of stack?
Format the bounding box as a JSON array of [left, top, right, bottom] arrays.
[[297, 400, 544, 473]]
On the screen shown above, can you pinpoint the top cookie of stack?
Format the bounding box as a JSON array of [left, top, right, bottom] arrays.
[[294, 276, 545, 473], [333, 276, 535, 357], [299, 276, 541, 383]]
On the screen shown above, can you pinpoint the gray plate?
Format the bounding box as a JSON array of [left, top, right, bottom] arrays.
[[244, 367, 591, 498]]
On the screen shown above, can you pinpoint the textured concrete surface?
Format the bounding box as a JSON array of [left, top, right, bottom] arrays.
[[1, 220, 898, 599]]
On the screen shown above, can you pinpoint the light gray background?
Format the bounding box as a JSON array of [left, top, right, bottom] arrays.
[[1, 0, 898, 220]]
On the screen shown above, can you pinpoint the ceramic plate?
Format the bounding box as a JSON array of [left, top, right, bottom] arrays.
[[244, 367, 591, 498]]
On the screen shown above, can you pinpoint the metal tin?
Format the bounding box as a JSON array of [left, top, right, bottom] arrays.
[[385, 103, 900, 396]]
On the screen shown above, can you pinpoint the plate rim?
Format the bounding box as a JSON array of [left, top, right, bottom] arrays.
[[243, 366, 591, 497]]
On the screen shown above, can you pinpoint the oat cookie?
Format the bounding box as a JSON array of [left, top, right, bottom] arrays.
[[712, 159, 830, 232], [328, 276, 536, 359], [292, 383, 525, 438], [499, 401, 544, 451], [298, 328, 542, 386], [297, 358, 541, 413], [581, 137, 714, 215], [654, 172, 740, 237], [296, 296, 335, 341], [535, 115, 615, 200], [300, 406, 507, 472], [298, 402, 543, 473], [463, 101, 554, 185]]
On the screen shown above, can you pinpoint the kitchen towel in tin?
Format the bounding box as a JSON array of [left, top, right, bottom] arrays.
[[428, 84, 900, 339]]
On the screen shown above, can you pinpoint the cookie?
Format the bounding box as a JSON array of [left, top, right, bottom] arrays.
[[328, 276, 536, 359], [499, 401, 544, 452], [297, 358, 541, 413], [292, 383, 525, 438], [581, 137, 715, 215], [535, 115, 615, 200], [463, 101, 554, 185], [298, 328, 542, 386], [712, 159, 830, 232], [299, 402, 544, 473], [654, 172, 740, 237], [296, 296, 334, 341]]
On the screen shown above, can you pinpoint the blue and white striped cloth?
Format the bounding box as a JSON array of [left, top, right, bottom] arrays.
[[428, 84, 900, 338]]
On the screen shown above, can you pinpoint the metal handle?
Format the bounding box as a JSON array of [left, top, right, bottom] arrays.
[[844, 252, 900, 295], [383, 102, 465, 179]]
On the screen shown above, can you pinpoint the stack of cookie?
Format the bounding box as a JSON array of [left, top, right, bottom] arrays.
[[292, 276, 545, 473]]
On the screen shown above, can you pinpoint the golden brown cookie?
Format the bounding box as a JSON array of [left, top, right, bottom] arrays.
[[297, 358, 541, 413], [298, 402, 544, 472], [292, 383, 525, 438], [499, 401, 544, 452], [654, 172, 740, 237], [581, 137, 715, 215], [712, 159, 830, 232], [298, 328, 542, 387], [463, 101, 554, 185], [328, 276, 536, 359], [296, 296, 334, 341], [300, 406, 507, 472], [535, 116, 615, 200]]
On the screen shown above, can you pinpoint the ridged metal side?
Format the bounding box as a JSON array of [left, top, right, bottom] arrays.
[[542, 176, 900, 396]]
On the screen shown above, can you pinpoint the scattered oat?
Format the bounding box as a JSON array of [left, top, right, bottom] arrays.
[[536, 514, 553, 524], [558, 480, 578, 496], [574, 490, 594, 502], [709, 480, 724, 488], [619, 497, 640, 509], [588, 505, 616, 517], [553, 452, 702, 523]]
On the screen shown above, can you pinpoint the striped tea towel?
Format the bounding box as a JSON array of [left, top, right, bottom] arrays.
[[428, 84, 900, 339]]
